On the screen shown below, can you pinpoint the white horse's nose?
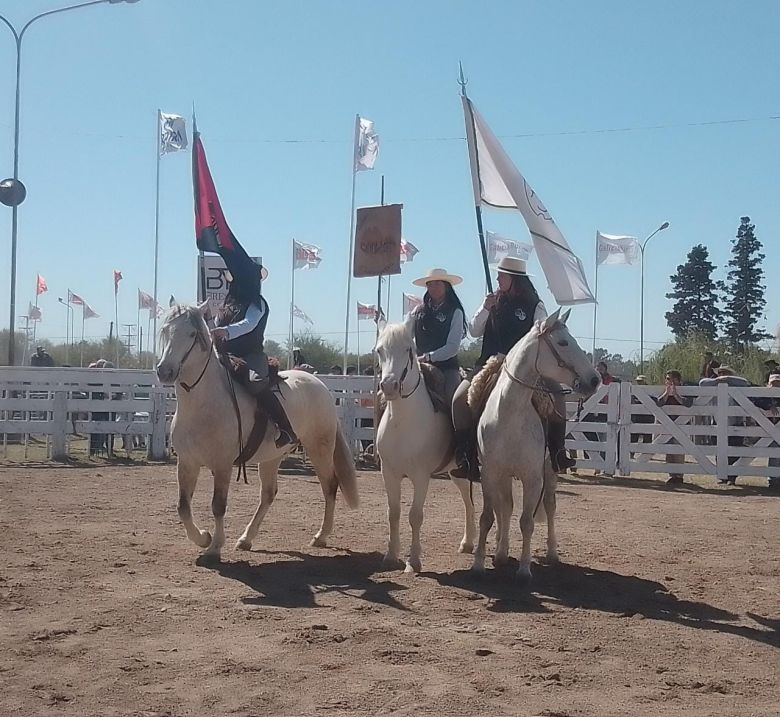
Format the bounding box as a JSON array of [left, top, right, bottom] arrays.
[[380, 376, 399, 396], [156, 362, 175, 384]]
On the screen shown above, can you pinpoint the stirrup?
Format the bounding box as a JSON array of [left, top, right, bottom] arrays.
[[275, 429, 298, 449]]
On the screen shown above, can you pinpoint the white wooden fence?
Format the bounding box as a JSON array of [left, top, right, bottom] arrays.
[[565, 383, 780, 482], [3, 367, 780, 481]]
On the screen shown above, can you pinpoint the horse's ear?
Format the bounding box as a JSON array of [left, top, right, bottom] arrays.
[[560, 308, 572, 325], [541, 308, 561, 333], [196, 300, 209, 314]]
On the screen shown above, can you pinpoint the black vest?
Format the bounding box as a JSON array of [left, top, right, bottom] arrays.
[[412, 303, 460, 370], [216, 296, 268, 357], [476, 297, 539, 370]]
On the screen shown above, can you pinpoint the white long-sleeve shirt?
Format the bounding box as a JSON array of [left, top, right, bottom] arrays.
[[223, 301, 267, 340], [403, 307, 465, 362], [468, 300, 547, 338]]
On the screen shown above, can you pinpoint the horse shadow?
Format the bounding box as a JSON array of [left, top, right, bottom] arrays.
[[196, 549, 410, 612], [561, 472, 778, 497], [425, 561, 778, 648]]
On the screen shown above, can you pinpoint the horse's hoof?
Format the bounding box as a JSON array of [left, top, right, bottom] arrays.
[[405, 559, 422, 574], [195, 530, 212, 549], [470, 558, 486, 575], [310, 536, 328, 548], [546, 550, 560, 564], [458, 542, 474, 554], [235, 538, 252, 551], [382, 554, 403, 570], [516, 565, 532, 584], [493, 554, 510, 568]]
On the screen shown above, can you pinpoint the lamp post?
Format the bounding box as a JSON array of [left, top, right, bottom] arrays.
[[639, 221, 670, 374], [0, 0, 140, 367]]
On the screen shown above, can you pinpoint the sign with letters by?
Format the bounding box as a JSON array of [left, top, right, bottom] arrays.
[[353, 204, 402, 278], [197, 255, 265, 312]]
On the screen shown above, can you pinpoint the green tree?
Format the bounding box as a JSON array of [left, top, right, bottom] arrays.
[[722, 216, 770, 350], [664, 244, 720, 341]]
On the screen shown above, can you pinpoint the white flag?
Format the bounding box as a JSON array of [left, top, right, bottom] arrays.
[[159, 112, 188, 155], [463, 97, 594, 305], [486, 231, 533, 264], [354, 117, 379, 172], [357, 301, 384, 322], [400, 238, 419, 263], [596, 231, 640, 266], [83, 303, 100, 320], [292, 304, 314, 325], [402, 293, 423, 315], [28, 302, 42, 321], [293, 240, 322, 270]]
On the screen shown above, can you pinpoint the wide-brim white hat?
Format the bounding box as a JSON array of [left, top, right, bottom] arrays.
[[496, 257, 532, 276], [413, 267, 463, 287]]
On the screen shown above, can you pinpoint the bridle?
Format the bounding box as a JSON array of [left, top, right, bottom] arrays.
[[501, 325, 581, 397], [174, 325, 214, 393], [382, 345, 421, 399]]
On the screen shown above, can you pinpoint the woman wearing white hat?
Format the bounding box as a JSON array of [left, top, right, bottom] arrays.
[[403, 267, 468, 405], [451, 256, 574, 479]]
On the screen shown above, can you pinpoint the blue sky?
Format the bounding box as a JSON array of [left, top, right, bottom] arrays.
[[1, 0, 778, 360]]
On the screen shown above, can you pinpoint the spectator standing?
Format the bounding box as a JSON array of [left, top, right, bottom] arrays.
[[584, 361, 615, 473], [655, 370, 693, 485], [751, 373, 780, 490], [30, 346, 54, 367], [630, 375, 654, 453], [700, 351, 721, 380], [763, 358, 779, 384], [699, 366, 751, 485]]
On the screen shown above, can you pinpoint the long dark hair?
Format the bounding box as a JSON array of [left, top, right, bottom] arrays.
[[495, 274, 540, 313], [420, 283, 467, 335]]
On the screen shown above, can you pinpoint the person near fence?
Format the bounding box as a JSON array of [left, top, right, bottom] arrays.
[[450, 257, 573, 480], [30, 346, 54, 367], [655, 369, 693, 484], [763, 358, 780, 384], [630, 375, 654, 455], [583, 361, 616, 473], [87, 360, 109, 457], [209, 249, 297, 449], [754, 373, 780, 490], [700, 351, 721, 380], [699, 366, 750, 485]]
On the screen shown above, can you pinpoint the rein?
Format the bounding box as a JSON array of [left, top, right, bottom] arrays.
[[398, 347, 422, 399], [179, 334, 214, 393]]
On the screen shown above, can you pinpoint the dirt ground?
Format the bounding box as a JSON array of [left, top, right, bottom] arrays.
[[0, 459, 777, 717]]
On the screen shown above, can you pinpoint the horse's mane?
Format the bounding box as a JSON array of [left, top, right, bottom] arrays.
[[160, 304, 209, 345], [377, 322, 414, 349]]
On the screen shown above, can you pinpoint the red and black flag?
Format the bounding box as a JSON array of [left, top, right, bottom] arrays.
[[192, 119, 262, 295]]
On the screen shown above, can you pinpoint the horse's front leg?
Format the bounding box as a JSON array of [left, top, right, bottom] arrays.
[[204, 466, 231, 559], [236, 457, 281, 551], [381, 468, 403, 567], [517, 475, 543, 582], [450, 475, 476, 554], [492, 473, 514, 567], [406, 472, 430, 573], [176, 458, 212, 549], [543, 466, 559, 563]]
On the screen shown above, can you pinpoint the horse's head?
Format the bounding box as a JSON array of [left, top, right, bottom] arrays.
[[375, 322, 417, 400], [534, 308, 600, 397], [156, 302, 211, 385]]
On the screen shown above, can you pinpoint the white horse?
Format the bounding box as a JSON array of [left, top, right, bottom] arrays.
[[375, 322, 476, 573], [472, 309, 600, 582], [156, 303, 358, 559]]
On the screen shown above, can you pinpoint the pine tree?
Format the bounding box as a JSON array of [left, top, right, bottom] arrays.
[[664, 244, 720, 341], [722, 216, 769, 349]]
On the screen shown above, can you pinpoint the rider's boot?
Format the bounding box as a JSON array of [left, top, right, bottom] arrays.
[[451, 430, 480, 482], [257, 388, 299, 448], [548, 417, 575, 473]]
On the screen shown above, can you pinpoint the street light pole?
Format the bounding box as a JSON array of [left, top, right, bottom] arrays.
[[639, 221, 670, 374], [0, 0, 140, 366]]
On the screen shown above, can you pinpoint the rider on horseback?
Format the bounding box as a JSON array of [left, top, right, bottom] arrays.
[[451, 256, 575, 480], [208, 248, 298, 449]]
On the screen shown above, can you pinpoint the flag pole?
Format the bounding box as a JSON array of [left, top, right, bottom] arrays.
[[459, 63, 493, 294], [152, 109, 161, 358], [146, 311, 152, 370], [289, 238, 295, 369], [33, 275, 39, 346], [114, 278, 120, 367], [356, 305, 360, 374], [591, 231, 599, 362], [376, 173, 385, 342], [136, 297, 141, 359], [80, 306, 85, 367], [343, 114, 360, 374]]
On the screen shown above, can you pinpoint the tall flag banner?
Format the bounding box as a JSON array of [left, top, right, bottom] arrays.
[[138, 289, 156, 311], [36, 274, 48, 295], [28, 302, 42, 321], [192, 125, 238, 255], [68, 290, 84, 306], [354, 117, 379, 171], [462, 96, 595, 305], [159, 112, 188, 155], [114, 269, 123, 294], [402, 293, 423, 315], [83, 303, 100, 319], [486, 231, 533, 264], [400, 238, 419, 263], [596, 232, 640, 266], [292, 305, 314, 325], [357, 302, 378, 321], [294, 240, 322, 270]]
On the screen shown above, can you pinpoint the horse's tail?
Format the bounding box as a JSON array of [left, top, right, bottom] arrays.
[[333, 421, 359, 509]]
